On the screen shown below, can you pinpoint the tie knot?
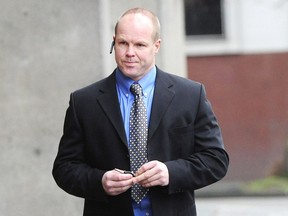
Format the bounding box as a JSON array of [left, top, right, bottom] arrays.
[[130, 83, 143, 96]]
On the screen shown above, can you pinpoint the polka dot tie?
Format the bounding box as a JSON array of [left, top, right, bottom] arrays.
[[129, 83, 148, 204]]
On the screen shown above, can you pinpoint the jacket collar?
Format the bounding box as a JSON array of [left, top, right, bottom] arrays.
[[96, 68, 175, 146]]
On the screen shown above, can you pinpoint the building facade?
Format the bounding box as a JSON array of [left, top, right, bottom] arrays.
[[1, 0, 288, 216]]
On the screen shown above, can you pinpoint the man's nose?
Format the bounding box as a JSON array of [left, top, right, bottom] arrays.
[[126, 45, 135, 56]]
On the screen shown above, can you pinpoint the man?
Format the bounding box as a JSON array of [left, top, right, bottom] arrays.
[[53, 8, 229, 216]]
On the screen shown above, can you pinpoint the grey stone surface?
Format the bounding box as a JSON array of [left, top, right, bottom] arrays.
[[0, 1, 103, 216], [196, 196, 288, 216]]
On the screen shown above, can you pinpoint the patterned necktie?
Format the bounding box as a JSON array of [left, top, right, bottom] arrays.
[[129, 83, 149, 204]]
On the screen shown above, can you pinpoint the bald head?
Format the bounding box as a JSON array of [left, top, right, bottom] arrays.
[[114, 8, 161, 42]]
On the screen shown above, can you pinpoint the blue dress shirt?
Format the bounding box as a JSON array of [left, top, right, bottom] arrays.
[[115, 67, 156, 216]]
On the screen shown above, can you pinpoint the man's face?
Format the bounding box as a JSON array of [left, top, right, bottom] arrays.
[[114, 13, 161, 81]]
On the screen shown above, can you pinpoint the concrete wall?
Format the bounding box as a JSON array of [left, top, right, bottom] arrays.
[[1, 1, 102, 216], [0, 1, 186, 215], [240, 0, 288, 53]]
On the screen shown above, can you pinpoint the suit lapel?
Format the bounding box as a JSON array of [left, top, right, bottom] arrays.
[[96, 72, 128, 147], [148, 70, 175, 140], [96, 70, 175, 146]]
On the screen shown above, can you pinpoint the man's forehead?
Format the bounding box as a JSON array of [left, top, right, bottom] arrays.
[[119, 13, 153, 26]]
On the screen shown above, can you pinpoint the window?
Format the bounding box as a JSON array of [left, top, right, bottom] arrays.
[[184, 0, 224, 37], [184, 0, 241, 56]]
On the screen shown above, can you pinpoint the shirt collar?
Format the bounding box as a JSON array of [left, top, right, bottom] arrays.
[[115, 66, 156, 96]]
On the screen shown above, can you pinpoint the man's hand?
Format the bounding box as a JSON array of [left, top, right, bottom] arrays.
[[133, 160, 169, 188], [102, 169, 134, 196]]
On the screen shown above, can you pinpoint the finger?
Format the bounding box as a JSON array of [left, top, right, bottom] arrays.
[[102, 170, 134, 195], [133, 169, 154, 184], [136, 162, 169, 187], [136, 170, 160, 185], [113, 170, 135, 180], [107, 185, 131, 195], [106, 179, 134, 195], [136, 161, 157, 175]]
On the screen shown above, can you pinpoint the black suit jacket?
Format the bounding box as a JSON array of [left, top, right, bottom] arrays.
[[53, 68, 229, 216]]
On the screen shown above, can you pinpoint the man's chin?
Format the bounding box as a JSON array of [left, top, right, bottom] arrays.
[[121, 68, 138, 77]]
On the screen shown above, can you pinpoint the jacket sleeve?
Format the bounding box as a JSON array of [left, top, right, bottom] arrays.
[[165, 84, 229, 193], [52, 93, 108, 201]]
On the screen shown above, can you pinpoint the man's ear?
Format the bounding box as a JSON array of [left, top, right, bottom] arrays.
[[154, 39, 161, 54]]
